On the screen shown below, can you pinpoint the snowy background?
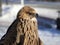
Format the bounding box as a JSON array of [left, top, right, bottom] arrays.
[[0, 4, 60, 45]]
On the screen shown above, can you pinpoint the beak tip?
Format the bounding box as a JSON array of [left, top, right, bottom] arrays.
[[36, 13, 39, 17]]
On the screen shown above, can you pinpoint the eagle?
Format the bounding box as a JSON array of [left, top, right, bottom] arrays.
[[0, 6, 43, 45]]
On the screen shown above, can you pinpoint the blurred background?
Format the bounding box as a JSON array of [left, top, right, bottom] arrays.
[[0, 0, 60, 45]]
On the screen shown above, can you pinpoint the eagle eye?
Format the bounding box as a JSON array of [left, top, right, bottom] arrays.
[[26, 12, 32, 15], [29, 13, 32, 15]]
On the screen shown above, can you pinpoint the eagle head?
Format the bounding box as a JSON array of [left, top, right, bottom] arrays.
[[17, 6, 38, 20]]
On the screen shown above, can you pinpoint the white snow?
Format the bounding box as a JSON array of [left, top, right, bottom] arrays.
[[0, 4, 24, 22], [0, 4, 58, 21], [35, 8, 58, 20], [0, 4, 60, 45], [38, 28, 60, 45]]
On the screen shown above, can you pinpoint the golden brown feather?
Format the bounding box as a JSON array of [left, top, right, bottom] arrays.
[[0, 6, 43, 45]]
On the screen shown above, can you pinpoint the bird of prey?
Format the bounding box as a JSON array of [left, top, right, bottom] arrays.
[[0, 6, 43, 45]]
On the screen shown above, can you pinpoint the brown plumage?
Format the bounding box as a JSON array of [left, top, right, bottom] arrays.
[[0, 6, 43, 45]]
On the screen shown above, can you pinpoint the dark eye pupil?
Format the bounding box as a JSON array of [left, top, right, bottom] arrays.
[[29, 13, 31, 15]]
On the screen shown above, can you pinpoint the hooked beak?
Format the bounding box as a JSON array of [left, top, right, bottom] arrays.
[[36, 13, 39, 17]]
